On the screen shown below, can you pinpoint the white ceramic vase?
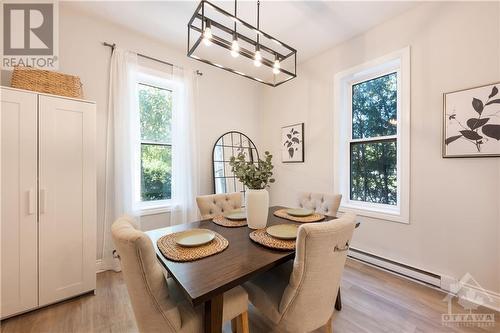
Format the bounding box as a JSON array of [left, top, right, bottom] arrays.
[[245, 189, 269, 229]]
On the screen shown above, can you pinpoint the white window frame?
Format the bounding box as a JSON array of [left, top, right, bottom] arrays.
[[135, 67, 176, 215], [334, 47, 410, 224]]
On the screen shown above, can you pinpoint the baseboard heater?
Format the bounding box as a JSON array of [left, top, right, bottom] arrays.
[[347, 247, 441, 288]]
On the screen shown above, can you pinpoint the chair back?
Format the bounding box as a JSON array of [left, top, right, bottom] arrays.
[[111, 217, 181, 333], [196, 192, 242, 219], [278, 213, 356, 332], [297, 192, 342, 216]]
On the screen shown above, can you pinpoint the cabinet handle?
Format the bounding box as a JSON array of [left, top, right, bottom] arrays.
[[28, 189, 35, 215], [40, 189, 47, 214]]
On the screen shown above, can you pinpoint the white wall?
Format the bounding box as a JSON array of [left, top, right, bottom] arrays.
[[1, 1, 498, 295], [259, 1, 500, 293], [0, 4, 261, 259]]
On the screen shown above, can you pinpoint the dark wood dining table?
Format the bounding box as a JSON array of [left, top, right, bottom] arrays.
[[145, 206, 358, 333]]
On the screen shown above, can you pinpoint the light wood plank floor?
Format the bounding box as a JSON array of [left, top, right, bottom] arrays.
[[1, 259, 498, 333]]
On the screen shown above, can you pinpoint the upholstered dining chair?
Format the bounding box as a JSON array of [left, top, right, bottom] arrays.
[[297, 192, 342, 217], [111, 217, 249, 333], [242, 213, 357, 333], [196, 192, 242, 219]]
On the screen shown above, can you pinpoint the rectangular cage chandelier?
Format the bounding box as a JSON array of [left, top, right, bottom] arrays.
[[187, 0, 297, 87]]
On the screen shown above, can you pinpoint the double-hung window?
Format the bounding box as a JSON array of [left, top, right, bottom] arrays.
[[136, 69, 175, 214], [334, 48, 410, 223]]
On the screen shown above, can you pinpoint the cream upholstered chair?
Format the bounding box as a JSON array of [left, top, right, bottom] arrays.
[[297, 192, 342, 217], [242, 213, 356, 333], [196, 192, 242, 219], [111, 217, 249, 333]]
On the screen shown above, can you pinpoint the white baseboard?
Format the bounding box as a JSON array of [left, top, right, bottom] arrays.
[[348, 247, 441, 287], [96, 259, 105, 273], [96, 258, 121, 273], [348, 247, 500, 313]]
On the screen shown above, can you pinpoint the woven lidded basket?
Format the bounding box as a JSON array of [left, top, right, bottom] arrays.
[[11, 66, 83, 98]]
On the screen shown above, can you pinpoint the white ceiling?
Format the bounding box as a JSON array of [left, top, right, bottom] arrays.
[[65, 1, 419, 62]]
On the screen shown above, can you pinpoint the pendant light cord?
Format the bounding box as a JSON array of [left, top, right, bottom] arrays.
[[234, 0, 237, 34], [256, 0, 260, 45]]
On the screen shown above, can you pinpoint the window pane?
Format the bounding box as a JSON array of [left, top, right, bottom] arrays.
[[139, 84, 172, 143], [350, 140, 397, 205], [213, 145, 223, 161], [141, 144, 171, 201], [214, 162, 224, 177], [352, 72, 397, 139], [215, 178, 226, 193], [232, 132, 242, 147], [226, 178, 236, 192]]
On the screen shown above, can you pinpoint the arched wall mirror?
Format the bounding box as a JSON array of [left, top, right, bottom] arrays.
[[212, 131, 259, 198]]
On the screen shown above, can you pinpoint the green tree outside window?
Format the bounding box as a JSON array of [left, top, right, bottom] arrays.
[[350, 73, 398, 205], [138, 84, 172, 201]]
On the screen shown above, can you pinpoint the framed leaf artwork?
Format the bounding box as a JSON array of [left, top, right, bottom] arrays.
[[443, 82, 500, 158], [281, 123, 304, 162]]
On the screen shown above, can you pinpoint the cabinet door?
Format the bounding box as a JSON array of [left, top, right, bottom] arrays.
[[1, 88, 38, 318], [38, 95, 96, 306]]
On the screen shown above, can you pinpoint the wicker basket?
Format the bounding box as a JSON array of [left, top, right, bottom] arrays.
[[11, 66, 83, 98]]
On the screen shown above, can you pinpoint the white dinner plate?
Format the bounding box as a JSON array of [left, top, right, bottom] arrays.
[[223, 210, 246, 221], [266, 224, 299, 240], [286, 208, 314, 217], [175, 229, 215, 247]]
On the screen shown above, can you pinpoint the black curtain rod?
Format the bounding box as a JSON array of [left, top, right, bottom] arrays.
[[102, 42, 203, 76]]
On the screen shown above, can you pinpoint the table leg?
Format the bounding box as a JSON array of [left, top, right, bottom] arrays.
[[335, 288, 342, 311], [204, 294, 224, 333]]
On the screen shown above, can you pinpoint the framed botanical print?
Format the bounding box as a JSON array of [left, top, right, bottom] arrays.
[[281, 123, 304, 163], [443, 82, 500, 158]]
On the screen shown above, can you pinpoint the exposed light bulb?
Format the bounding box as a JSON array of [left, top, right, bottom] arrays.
[[203, 22, 212, 46], [254, 50, 262, 61], [231, 39, 239, 58], [273, 58, 280, 74], [203, 28, 212, 46], [254, 49, 262, 67]]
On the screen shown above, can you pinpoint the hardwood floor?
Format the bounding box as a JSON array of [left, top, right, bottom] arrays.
[[1, 259, 498, 333]]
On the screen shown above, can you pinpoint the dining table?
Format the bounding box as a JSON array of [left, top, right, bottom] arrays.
[[145, 206, 359, 333]]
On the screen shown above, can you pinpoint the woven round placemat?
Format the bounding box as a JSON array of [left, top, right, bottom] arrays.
[[273, 209, 325, 223], [157, 231, 229, 262], [212, 215, 247, 228], [249, 229, 296, 251]]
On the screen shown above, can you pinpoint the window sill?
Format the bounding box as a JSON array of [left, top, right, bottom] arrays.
[[138, 201, 173, 216], [339, 203, 409, 224]]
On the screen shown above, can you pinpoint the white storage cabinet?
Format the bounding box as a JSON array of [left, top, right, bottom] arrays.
[[1, 87, 96, 319]]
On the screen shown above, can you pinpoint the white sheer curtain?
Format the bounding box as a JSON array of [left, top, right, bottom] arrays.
[[170, 66, 200, 225], [103, 48, 141, 271]]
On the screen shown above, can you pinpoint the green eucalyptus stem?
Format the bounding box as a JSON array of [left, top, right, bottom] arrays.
[[229, 151, 276, 190]]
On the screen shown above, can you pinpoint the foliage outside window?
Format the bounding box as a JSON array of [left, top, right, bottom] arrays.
[[350, 73, 398, 205], [335, 48, 409, 223], [138, 83, 172, 202]]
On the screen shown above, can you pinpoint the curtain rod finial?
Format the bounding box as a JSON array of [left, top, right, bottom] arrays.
[[103, 42, 116, 50]]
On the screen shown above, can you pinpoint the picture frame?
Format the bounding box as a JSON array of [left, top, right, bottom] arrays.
[[281, 123, 304, 163], [443, 82, 500, 158]]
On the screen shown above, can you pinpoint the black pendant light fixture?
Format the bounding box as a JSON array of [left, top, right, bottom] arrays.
[[187, 0, 297, 87]]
